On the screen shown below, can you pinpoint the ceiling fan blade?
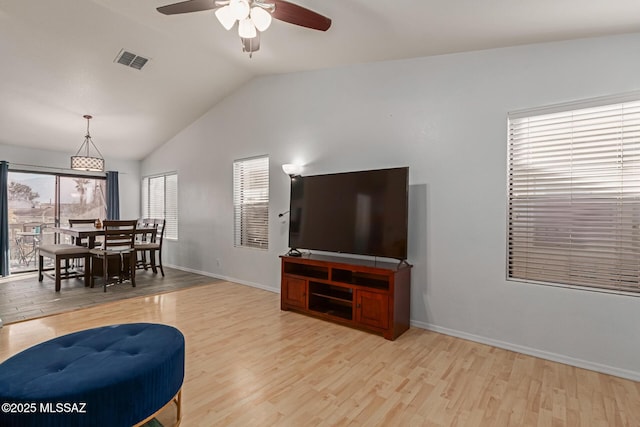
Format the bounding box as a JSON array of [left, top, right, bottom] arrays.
[[241, 33, 261, 53], [157, 0, 218, 15], [272, 0, 331, 31]]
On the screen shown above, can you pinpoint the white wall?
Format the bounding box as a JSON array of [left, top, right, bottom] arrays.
[[142, 32, 640, 380], [0, 143, 140, 219]]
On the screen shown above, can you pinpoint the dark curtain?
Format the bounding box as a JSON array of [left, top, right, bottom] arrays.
[[106, 171, 120, 220], [0, 161, 9, 276]]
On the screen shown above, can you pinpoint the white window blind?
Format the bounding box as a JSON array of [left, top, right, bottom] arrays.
[[142, 172, 178, 239], [508, 98, 640, 293], [233, 156, 269, 249], [165, 174, 178, 240], [148, 176, 165, 219]]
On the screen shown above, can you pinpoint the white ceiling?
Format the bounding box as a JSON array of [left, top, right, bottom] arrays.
[[1, 0, 640, 161]]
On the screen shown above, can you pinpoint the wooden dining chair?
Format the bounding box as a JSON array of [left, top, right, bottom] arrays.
[[135, 218, 155, 243], [89, 220, 137, 292], [67, 218, 99, 271], [134, 219, 157, 269], [135, 218, 166, 277], [68, 218, 98, 246]]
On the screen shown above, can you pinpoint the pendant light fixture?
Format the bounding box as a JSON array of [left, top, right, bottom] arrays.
[[70, 115, 105, 172]]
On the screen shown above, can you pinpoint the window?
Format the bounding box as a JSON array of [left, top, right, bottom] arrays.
[[7, 170, 106, 273], [233, 156, 269, 249], [142, 172, 178, 239], [507, 95, 640, 293]]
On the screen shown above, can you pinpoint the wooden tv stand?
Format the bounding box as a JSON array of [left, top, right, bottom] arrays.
[[280, 253, 412, 340]]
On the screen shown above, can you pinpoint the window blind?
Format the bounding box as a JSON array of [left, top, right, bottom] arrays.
[[141, 173, 178, 240], [148, 176, 165, 219], [233, 156, 269, 249], [165, 174, 178, 240], [141, 177, 149, 218], [508, 99, 640, 293]]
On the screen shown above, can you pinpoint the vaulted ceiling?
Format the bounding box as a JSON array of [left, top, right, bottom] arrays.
[[1, 0, 640, 161]]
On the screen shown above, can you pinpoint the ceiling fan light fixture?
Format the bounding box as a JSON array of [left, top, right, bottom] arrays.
[[157, 0, 332, 56], [238, 18, 257, 38], [229, 0, 250, 20], [215, 5, 236, 30], [250, 6, 272, 32]]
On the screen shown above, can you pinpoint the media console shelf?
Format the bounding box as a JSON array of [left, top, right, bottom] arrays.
[[280, 254, 412, 340]]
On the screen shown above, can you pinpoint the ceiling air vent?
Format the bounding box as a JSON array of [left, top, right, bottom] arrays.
[[114, 49, 149, 70]]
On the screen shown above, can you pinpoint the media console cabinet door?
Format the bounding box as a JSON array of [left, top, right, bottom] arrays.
[[356, 290, 389, 330], [282, 277, 307, 309]]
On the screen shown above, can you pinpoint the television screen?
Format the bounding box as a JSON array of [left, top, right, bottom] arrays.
[[288, 167, 409, 260]]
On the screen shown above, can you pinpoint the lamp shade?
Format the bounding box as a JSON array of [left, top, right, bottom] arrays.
[[215, 5, 236, 30], [71, 115, 105, 172], [71, 156, 105, 172], [282, 164, 303, 176], [238, 18, 257, 38], [250, 7, 272, 32]]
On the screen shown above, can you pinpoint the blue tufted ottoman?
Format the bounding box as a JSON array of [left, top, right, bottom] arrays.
[[0, 323, 185, 427]]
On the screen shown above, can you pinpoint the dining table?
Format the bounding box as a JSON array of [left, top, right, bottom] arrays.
[[52, 224, 156, 249]]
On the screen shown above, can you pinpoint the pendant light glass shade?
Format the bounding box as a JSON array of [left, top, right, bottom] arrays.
[[238, 18, 257, 38], [215, 5, 236, 30], [250, 6, 272, 32]]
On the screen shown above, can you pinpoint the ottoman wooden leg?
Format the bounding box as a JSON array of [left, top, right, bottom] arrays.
[[176, 388, 182, 424]]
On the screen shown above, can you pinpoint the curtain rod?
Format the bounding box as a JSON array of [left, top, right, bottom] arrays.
[[7, 162, 123, 176]]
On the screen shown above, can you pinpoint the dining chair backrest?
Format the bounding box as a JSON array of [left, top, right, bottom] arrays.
[[68, 219, 99, 246], [153, 219, 166, 245], [137, 218, 157, 243], [137, 218, 153, 227], [69, 219, 98, 227], [101, 220, 137, 251]]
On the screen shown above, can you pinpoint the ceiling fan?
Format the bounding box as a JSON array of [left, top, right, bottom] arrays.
[[157, 0, 332, 56]]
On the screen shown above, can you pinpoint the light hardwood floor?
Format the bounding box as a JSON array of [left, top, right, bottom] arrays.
[[1, 281, 639, 426]]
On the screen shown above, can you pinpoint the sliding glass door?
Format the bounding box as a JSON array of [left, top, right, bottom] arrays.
[[7, 171, 106, 273], [8, 172, 55, 273], [58, 176, 106, 229]]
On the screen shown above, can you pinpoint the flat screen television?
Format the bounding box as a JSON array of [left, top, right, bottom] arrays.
[[288, 167, 409, 260]]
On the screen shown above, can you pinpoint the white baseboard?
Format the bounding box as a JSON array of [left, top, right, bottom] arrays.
[[411, 320, 640, 382], [166, 264, 279, 294]]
